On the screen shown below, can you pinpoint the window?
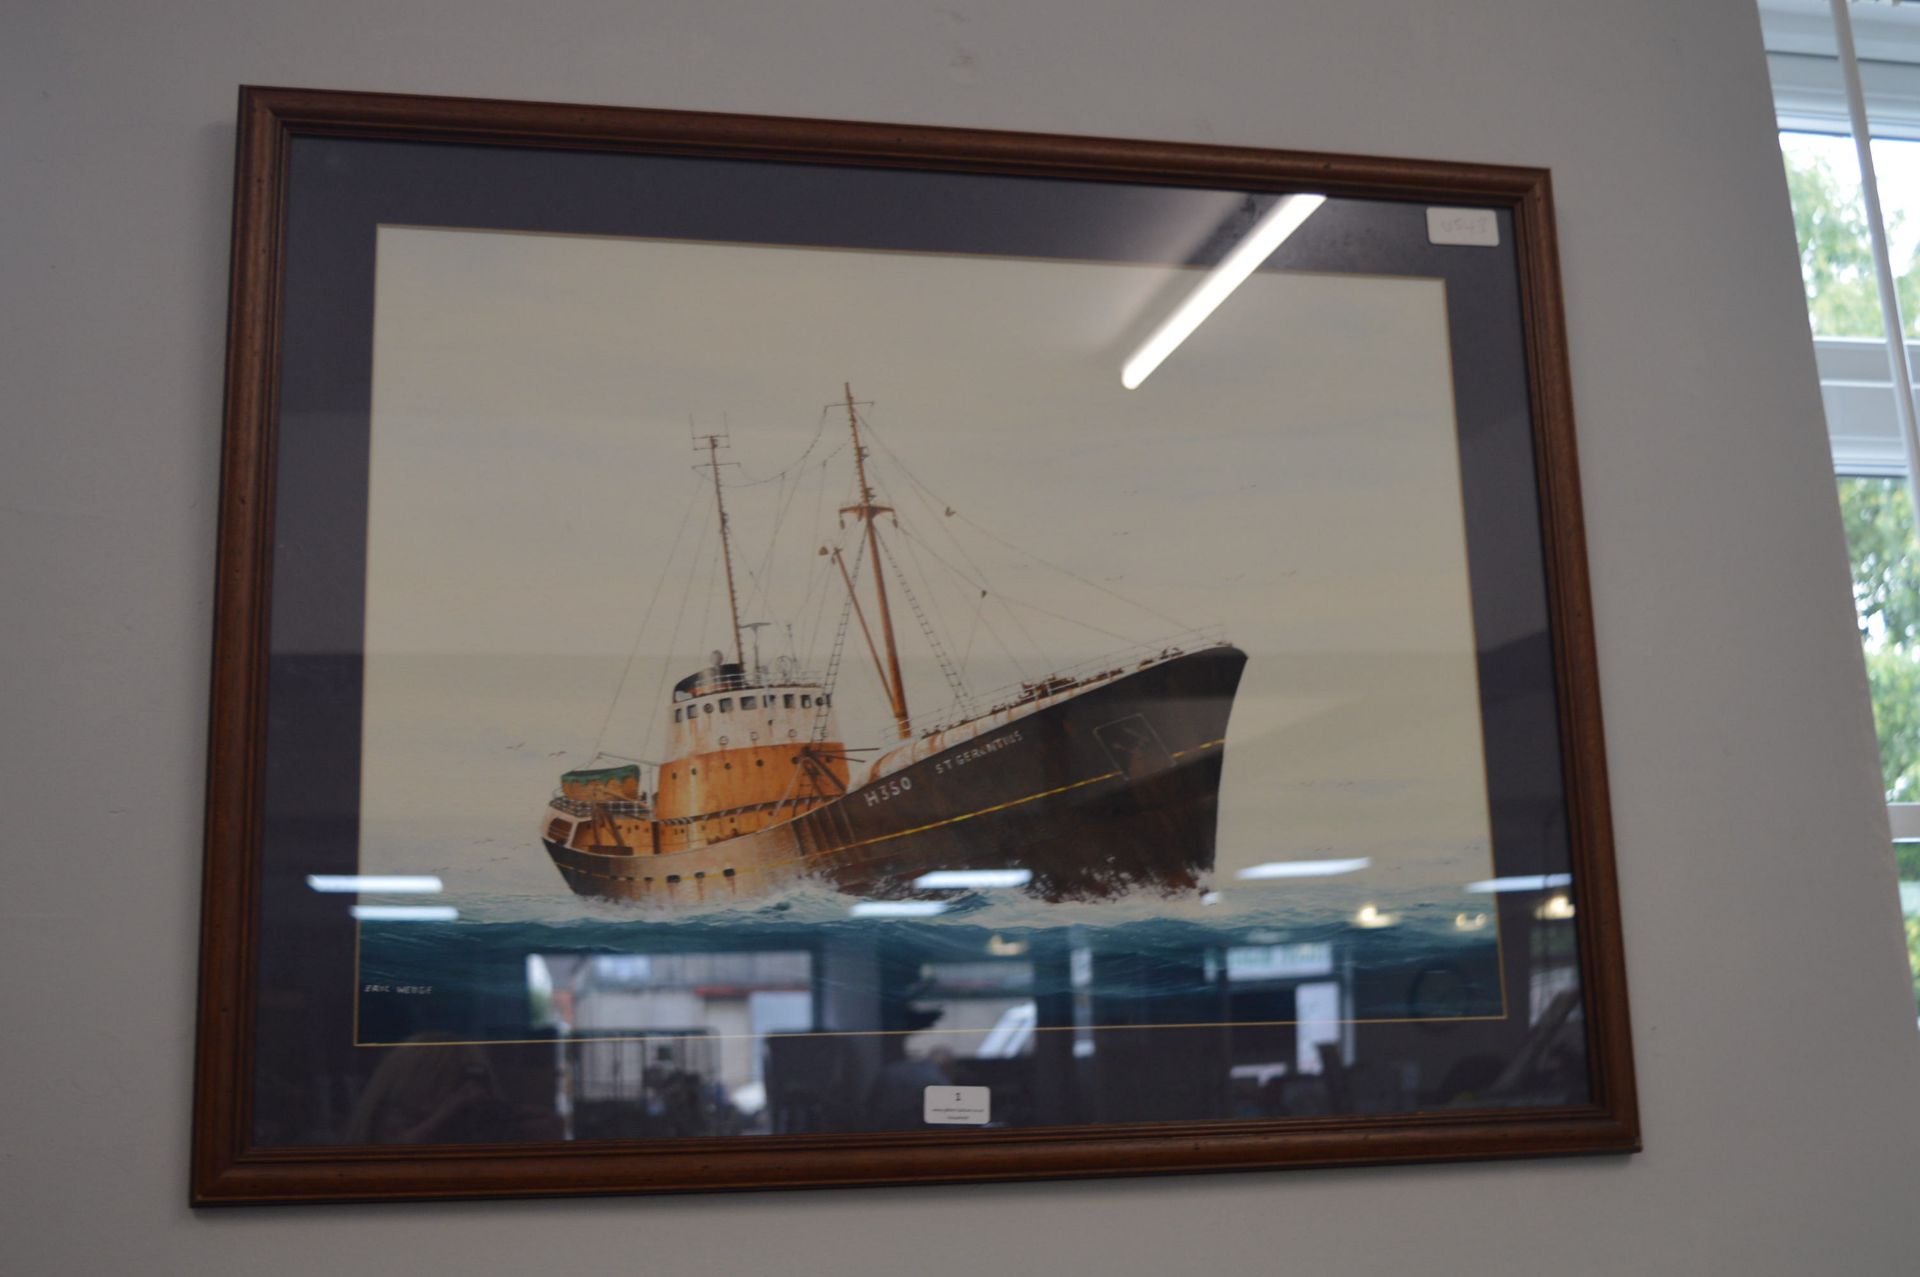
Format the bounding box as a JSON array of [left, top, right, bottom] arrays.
[[741, 695, 756, 710], [801, 694, 812, 708], [719, 698, 733, 712], [703, 702, 714, 715], [674, 707, 683, 722], [1765, 4, 1920, 1016], [784, 693, 795, 708]]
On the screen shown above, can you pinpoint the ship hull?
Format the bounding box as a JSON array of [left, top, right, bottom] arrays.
[[543, 645, 1247, 905]]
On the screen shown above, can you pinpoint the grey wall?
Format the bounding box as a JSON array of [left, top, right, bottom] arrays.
[[8, 1, 1920, 1272]]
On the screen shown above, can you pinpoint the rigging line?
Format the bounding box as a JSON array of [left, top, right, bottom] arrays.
[[896, 516, 962, 660], [865, 420, 1185, 631], [812, 591, 855, 745], [801, 523, 859, 674], [726, 404, 833, 488], [882, 528, 972, 709], [959, 582, 988, 675], [970, 592, 1032, 684], [890, 521, 1085, 662], [998, 593, 1139, 646], [791, 455, 846, 655], [810, 531, 866, 743], [883, 512, 1026, 682], [891, 525, 1139, 646], [766, 462, 824, 668], [860, 423, 1052, 669], [797, 540, 835, 677], [592, 477, 706, 756], [955, 503, 1184, 630], [696, 502, 723, 661], [640, 496, 715, 765], [742, 407, 838, 619], [743, 435, 837, 623]]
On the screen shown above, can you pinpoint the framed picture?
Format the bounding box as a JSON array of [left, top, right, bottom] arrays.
[[193, 85, 1636, 1204]]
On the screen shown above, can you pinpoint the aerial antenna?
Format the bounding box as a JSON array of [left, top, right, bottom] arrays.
[[741, 620, 774, 680], [693, 425, 745, 667]]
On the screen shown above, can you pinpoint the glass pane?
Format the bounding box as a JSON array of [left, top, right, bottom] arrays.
[[248, 135, 1593, 1147], [1779, 131, 1920, 339], [1837, 476, 1920, 799]]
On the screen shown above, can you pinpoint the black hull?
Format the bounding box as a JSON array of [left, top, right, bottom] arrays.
[[544, 645, 1247, 904]]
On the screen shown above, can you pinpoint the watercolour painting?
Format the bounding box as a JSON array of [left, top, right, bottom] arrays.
[[193, 88, 1634, 1202]]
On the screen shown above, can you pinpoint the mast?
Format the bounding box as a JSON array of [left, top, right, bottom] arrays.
[[830, 547, 895, 716], [841, 383, 911, 740], [697, 431, 746, 668]]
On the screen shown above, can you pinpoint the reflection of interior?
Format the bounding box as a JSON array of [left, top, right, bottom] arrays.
[[360, 884, 1592, 1144]]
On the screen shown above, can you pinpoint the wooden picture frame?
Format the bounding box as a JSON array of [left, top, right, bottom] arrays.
[[193, 85, 1636, 1204]]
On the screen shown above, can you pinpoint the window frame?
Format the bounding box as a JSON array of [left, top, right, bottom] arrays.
[[1766, 29, 1920, 840]]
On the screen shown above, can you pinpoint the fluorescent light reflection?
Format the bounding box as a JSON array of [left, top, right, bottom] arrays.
[[1236, 857, 1370, 881], [913, 868, 1033, 889], [350, 905, 458, 922], [308, 874, 444, 894], [1465, 873, 1572, 894], [1121, 193, 1326, 389], [1353, 904, 1396, 929], [849, 901, 949, 918]]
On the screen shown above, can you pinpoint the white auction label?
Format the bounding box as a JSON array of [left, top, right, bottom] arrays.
[[924, 1085, 991, 1125], [1426, 207, 1500, 247]]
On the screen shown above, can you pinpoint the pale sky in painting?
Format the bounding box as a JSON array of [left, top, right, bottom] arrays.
[[357, 225, 1497, 906]]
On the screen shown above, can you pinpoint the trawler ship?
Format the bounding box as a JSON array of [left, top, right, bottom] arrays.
[[539, 387, 1246, 905]]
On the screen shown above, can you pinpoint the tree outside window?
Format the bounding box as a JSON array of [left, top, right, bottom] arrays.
[[1782, 134, 1920, 1010]]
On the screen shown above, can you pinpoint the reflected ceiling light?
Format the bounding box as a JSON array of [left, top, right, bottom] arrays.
[[849, 901, 949, 918], [914, 868, 1033, 889], [308, 874, 443, 893], [1454, 911, 1489, 932], [1121, 192, 1326, 390], [986, 934, 1029, 957], [1465, 873, 1572, 894], [350, 904, 458, 922], [1535, 895, 1576, 921], [1236, 857, 1370, 880], [1353, 903, 1396, 929], [1199, 891, 1223, 906]]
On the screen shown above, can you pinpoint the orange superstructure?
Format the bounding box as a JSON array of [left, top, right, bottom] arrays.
[[542, 417, 855, 871], [544, 656, 851, 865]]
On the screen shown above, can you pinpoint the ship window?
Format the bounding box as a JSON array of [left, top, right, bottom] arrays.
[[741, 695, 756, 709], [719, 698, 733, 712], [801, 694, 812, 708], [703, 702, 714, 715], [783, 693, 795, 708], [673, 708, 683, 722], [821, 694, 831, 707]]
